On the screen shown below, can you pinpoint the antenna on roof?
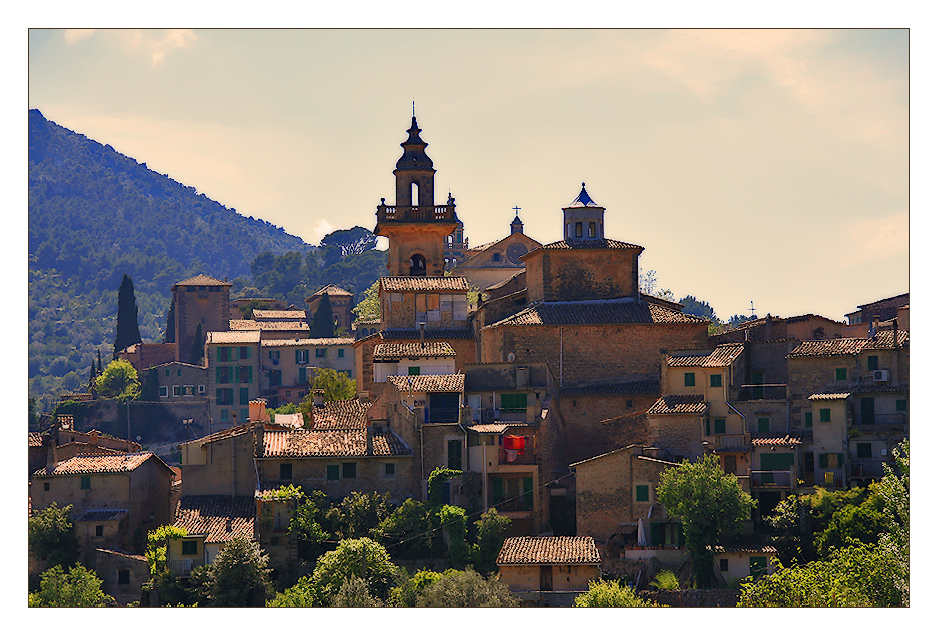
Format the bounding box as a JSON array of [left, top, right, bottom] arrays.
[[749, 300, 756, 316], [412, 101, 415, 118]]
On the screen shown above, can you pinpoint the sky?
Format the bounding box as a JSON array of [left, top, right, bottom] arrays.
[[26, 24, 912, 323]]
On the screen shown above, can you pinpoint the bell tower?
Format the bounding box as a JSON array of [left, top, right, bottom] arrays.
[[375, 116, 458, 277]]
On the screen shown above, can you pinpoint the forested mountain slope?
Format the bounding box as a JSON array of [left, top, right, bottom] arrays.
[[28, 109, 319, 406]]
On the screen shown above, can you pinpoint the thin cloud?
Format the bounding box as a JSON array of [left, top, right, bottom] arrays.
[[836, 211, 910, 269], [112, 28, 198, 66], [63, 29, 94, 44]]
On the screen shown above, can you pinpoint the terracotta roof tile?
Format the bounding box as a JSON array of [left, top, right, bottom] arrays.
[[253, 309, 308, 320], [33, 452, 157, 477], [807, 392, 851, 401], [208, 330, 262, 344], [535, 238, 644, 252], [174, 274, 231, 288], [497, 536, 601, 565], [788, 331, 909, 358], [752, 435, 802, 446], [668, 343, 745, 368], [648, 395, 708, 415], [309, 399, 372, 429], [710, 545, 777, 554], [486, 299, 707, 328], [388, 374, 464, 393], [308, 284, 353, 298], [262, 429, 411, 457], [29, 432, 44, 447], [380, 276, 469, 292], [174, 496, 256, 543], [261, 337, 354, 347], [74, 509, 128, 523], [373, 342, 456, 360], [467, 424, 510, 434]]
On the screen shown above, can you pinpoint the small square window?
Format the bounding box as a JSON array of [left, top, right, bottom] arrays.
[[198, 385, 206, 395], [181, 540, 197, 556], [819, 408, 831, 423], [118, 569, 130, 585], [710, 374, 722, 388], [575, 222, 583, 237], [684, 372, 696, 387], [856, 443, 873, 459], [867, 355, 879, 372], [896, 399, 907, 412], [408, 366, 420, 376], [714, 418, 726, 434], [80, 476, 91, 490], [720, 559, 729, 572], [342, 462, 357, 479], [43, 482, 50, 491], [338, 348, 345, 358], [835, 367, 847, 381], [757, 417, 769, 433], [280, 463, 293, 481], [636, 484, 650, 502], [385, 462, 396, 476], [95, 525, 103, 537], [159, 386, 168, 397], [173, 385, 181, 396], [326, 465, 340, 481], [588, 222, 597, 238], [804, 412, 813, 428]]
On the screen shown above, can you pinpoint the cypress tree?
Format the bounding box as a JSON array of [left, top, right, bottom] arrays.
[[310, 293, 336, 338], [164, 299, 176, 344], [189, 323, 204, 365], [113, 274, 142, 355], [97, 348, 103, 373]]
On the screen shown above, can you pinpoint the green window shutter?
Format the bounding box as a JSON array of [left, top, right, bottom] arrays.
[[714, 418, 726, 434], [684, 372, 695, 387], [896, 399, 907, 412], [215, 366, 220, 384], [704, 418, 710, 436], [447, 439, 462, 470], [408, 366, 420, 376], [295, 350, 301, 364], [835, 367, 847, 381], [867, 355, 878, 371], [501, 393, 527, 412], [710, 374, 722, 387], [326, 465, 339, 481], [650, 522, 663, 547], [758, 417, 769, 433], [342, 462, 357, 479], [860, 397, 875, 425], [761, 453, 794, 471], [837, 453, 844, 467], [492, 476, 504, 504], [247, 366, 253, 383], [239, 387, 249, 405], [818, 453, 828, 469], [820, 408, 831, 422], [805, 412, 813, 428], [636, 485, 650, 502], [523, 476, 534, 508]]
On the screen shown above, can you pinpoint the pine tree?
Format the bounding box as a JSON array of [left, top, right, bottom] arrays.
[[164, 298, 176, 344], [310, 293, 336, 338], [113, 274, 142, 355]]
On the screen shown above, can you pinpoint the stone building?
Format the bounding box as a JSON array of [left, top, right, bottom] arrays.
[[451, 213, 542, 292], [496, 536, 601, 605], [172, 275, 233, 364], [259, 336, 355, 408]]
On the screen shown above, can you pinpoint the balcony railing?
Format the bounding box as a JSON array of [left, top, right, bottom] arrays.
[[853, 413, 907, 430], [499, 447, 539, 466], [494, 498, 534, 513], [168, 557, 204, 577], [850, 459, 888, 478], [814, 469, 845, 488], [711, 433, 751, 449], [377, 203, 456, 223], [424, 407, 461, 424], [751, 470, 792, 488]]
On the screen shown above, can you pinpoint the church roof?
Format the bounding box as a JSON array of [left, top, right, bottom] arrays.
[[566, 183, 601, 208], [536, 238, 644, 252], [485, 298, 708, 328], [380, 276, 468, 292], [396, 116, 434, 170], [173, 274, 231, 288]]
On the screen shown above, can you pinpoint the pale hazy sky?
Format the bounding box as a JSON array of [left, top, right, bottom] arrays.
[[27, 24, 911, 322]]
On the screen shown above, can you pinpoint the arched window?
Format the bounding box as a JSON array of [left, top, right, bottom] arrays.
[[410, 254, 427, 276]]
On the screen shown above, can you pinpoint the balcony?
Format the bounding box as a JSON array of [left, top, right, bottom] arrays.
[[424, 407, 461, 424], [750, 470, 792, 488], [499, 447, 539, 466], [710, 433, 751, 450], [850, 459, 888, 479], [852, 413, 907, 431], [376, 203, 456, 223], [494, 497, 534, 513]]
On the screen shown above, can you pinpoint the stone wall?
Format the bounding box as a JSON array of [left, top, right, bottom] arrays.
[[639, 588, 740, 608]]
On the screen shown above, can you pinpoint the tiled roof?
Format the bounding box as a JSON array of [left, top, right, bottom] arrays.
[[668, 343, 746, 368], [380, 276, 469, 292], [807, 392, 851, 401], [788, 331, 909, 358], [560, 378, 660, 396], [56, 442, 123, 459], [309, 399, 372, 429], [388, 374, 464, 394], [208, 330, 261, 344], [535, 238, 644, 252], [647, 395, 708, 415], [497, 536, 601, 565], [308, 284, 353, 298], [752, 435, 802, 446], [378, 327, 475, 341], [709, 545, 777, 554], [262, 429, 411, 457], [261, 337, 354, 347], [373, 342, 456, 361], [174, 496, 256, 543], [33, 452, 156, 477], [29, 432, 44, 447], [467, 424, 510, 434], [74, 509, 128, 523], [486, 299, 707, 328], [253, 309, 308, 320], [174, 274, 231, 288], [866, 329, 910, 349]]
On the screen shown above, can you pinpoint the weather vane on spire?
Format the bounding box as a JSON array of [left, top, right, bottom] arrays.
[[513, 206, 521, 215], [412, 101, 415, 118]]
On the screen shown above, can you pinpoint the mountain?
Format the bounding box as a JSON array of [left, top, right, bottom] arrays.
[[28, 109, 315, 407]]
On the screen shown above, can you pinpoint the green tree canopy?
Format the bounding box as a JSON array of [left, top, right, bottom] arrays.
[[28, 564, 115, 608], [310, 293, 336, 338], [93, 358, 141, 402], [470, 508, 512, 575], [352, 280, 380, 323], [372, 498, 436, 559], [574, 579, 659, 607], [206, 535, 273, 607], [304, 367, 356, 404], [878, 439, 909, 605], [28, 502, 80, 572], [114, 273, 143, 355], [656, 454, 756, 587], [415, 568, 518, 608]]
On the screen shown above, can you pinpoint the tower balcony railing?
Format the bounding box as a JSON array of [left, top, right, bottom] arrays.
[[376, 203, 456, 223]]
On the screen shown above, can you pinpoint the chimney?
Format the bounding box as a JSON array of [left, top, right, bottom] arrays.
[[419, 322, 426, 349], [893, 318, 899, 348], [254, 421, 265, 458], [764, 314, 773, 341], [249, 399, 269, 423], [313, 390, 325, 408]]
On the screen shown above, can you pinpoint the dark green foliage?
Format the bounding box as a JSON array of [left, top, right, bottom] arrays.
[[656, 455, 756, 588], [373, 498, 436, 560], [114, 274, 143, 355], [320, 226, 377, 257], [28, 503, 80, 572], [140, 368, 160, 402], [205, 535, 272, 607], [470, 508, 511, 575], [678, 295, 718, 323], [414, 568, 518, 608], [189, 322, 204, 365], [28, 564, 115, 607], [334, 491, 392, 540], [163, 299, 175, 343], [438, 505, 470, 568], [574, 579, 659, 607], [387, 570, 446, 607], [427, 467, 462, 507], [310, 293, 335, 338]]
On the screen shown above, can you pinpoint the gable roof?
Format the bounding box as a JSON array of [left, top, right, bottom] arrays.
[[788, 331, 909, 358], [380, 276, 468, 292], [261, 337, 353, 347], [647, 395, 708, 415], [308, 284, 353, 298], [175, 496, 256, 543], [497, 536, 601, 565], [33, 452, 168, 477], [388, 374, 464, 394], [262, 429, 411, 458], [309, 399, 372, 429], [253, 309, 308, 321], [668, 343, 746, 368], [373, 341, 456, 361], [535, 238, 644, 252], [486, 298, 707, 328], [208, 330, 262, 344]]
